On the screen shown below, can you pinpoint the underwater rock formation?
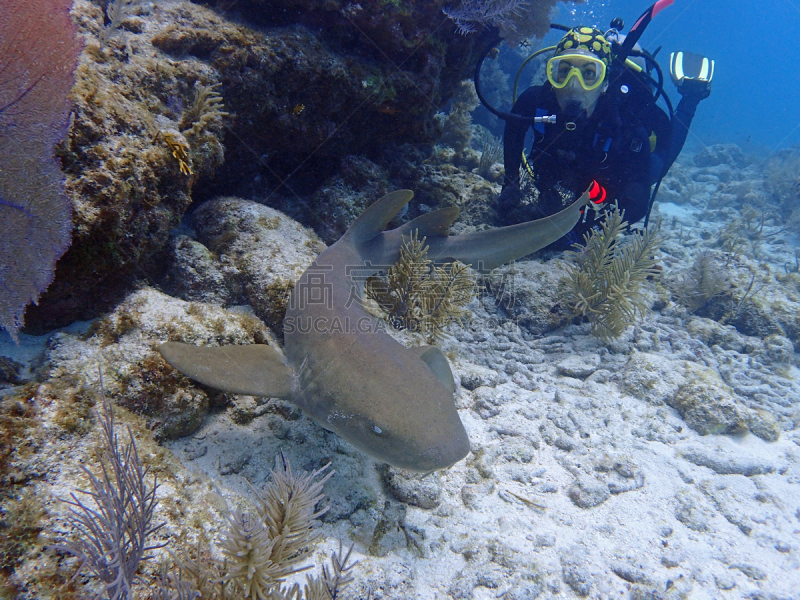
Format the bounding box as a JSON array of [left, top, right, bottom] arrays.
[[187, 196, 325, 335], [153, 0, 496, 198], [487, 259, 571, 336], [24, 0, 228, 332], [21, 0, 518, 333], [41, 286, 273, 440]]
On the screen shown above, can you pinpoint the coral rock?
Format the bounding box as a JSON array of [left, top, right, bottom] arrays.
[[669, 366, 749, 436]]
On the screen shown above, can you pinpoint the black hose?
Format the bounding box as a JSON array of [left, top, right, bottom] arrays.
[[473, 37, 551, 125], [473, 36, 506, 119]]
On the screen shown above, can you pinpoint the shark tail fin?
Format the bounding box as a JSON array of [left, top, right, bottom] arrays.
[[159, 342, 294, 398], [344, 190, 415, 245], [426, 187, 591, 271]]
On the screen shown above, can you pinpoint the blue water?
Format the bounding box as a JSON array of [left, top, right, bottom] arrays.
[[554, 0, 800, 154]]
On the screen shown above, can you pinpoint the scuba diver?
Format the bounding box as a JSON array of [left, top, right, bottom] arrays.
[[479, 1, 713, 248]]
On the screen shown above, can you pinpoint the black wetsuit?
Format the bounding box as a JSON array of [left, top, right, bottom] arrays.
[[499, 79, 702, 247]]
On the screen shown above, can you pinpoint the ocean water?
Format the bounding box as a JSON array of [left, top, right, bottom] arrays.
[[556, 0, 800, 154], [2, 1, 800, 597]]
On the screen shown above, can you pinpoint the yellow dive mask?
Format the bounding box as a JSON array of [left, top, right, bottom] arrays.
[[546, 53, 607, 92]]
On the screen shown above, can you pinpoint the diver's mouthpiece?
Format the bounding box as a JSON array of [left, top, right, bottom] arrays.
[[562, 100, 585, 128]]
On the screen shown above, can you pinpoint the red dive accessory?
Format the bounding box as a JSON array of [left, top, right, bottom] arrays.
[[589, 180, 607, 204]]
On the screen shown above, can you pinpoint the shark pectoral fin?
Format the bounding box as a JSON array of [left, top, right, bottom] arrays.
[[159, 342, 294, 398], [410, 345, 456, 395]]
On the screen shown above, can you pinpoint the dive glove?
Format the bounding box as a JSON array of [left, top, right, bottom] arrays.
[[670, 51, 713, 100]]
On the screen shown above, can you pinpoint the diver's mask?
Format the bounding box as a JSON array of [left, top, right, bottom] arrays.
[[546, 53, 607, 91], [548, 52, 608, 123]]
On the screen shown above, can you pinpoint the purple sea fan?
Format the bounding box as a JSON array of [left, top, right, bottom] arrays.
[[0, 0, 81, 340]]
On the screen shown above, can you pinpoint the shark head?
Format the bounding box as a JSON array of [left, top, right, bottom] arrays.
[[325, 401, 470, 472], [293, 338, 470, 472]]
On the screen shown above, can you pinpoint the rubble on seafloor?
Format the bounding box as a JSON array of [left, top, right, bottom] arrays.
[[2, 141, 800, 598]]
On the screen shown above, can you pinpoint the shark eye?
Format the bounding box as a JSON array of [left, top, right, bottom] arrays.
[[372, 425, 382, 434]]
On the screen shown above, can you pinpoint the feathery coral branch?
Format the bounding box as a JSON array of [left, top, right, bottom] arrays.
[[562, 209, 662, 339], [57, 389, 165, 599]]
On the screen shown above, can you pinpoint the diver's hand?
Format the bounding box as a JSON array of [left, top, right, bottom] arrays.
[[670, 51, 713, 102], [677, 77, 711, 102]]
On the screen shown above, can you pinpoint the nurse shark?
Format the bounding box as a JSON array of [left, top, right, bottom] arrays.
[[160, 189, 589, 471]]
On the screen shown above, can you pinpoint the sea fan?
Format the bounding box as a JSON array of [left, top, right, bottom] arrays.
[[58, 394, 165, 600], [0, 0, 81, 340], [442, 0, 558, 44], [442, 0, 529, 35]]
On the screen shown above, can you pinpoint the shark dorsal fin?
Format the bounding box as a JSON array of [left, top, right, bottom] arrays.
[[401, 207, 461, 238], [344, 190, 414, 245], [361, 206, 462, 266], [160, 342, 294, 398]]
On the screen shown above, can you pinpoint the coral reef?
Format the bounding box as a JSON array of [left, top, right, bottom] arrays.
[[24, 0, 513, 333], [0, 395, 46, 594], [2, 0, 800, 589], [714, 203, 768, 258]]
